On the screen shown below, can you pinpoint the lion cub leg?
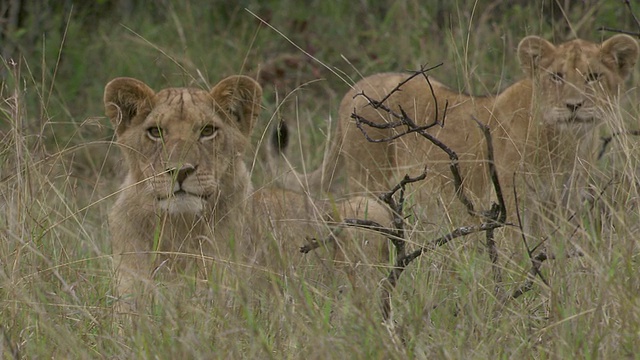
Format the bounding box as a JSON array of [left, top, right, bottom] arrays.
[[327, 196, 392, 294], [109, 203, 156, 316]]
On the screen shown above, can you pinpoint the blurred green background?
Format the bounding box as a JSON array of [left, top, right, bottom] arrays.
[[3, 0, 638, 162]]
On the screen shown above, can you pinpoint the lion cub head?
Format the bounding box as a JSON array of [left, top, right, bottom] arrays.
[[518, 34, 638, 127], [104, 76, 262, 215]]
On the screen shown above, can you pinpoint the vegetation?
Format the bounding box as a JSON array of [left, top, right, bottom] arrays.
[[1, 0, 640, 358]]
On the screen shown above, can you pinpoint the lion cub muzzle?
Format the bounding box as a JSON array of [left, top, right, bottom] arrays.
[[167, 163, 197, 188], [565, 100, 583, 113], [157, 163, 208, 215]]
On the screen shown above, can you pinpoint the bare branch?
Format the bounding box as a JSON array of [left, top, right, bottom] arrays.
[[597, 129, 640, 160], [375, 63, 444, 107], [378, 170, 428, 206], [356, 97, 471, 215], [396, 106, 476, 216], [352, 112, 440, 143], [597, 26, 640, 37], [474, 116, 506, 224], [509, 251, 548, 300], [470, 116, 508, 293], [597, 1, 640, 37], [341, 219, 403, 239], [347, 66, 510, 320], [380, 219, 503, 320], [506, 174, 613, 303], [625, 0, 640, 35], [419, 68, 448, 129], [510, 249, 583, 300], [376, 170, 428, 258]]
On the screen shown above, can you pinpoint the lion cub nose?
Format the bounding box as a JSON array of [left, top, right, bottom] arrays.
[[167, 164, 197, 186], [566, 101, 583, 112]]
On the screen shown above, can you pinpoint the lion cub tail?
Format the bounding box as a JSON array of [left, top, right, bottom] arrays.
[[267, 120, 344, 194]]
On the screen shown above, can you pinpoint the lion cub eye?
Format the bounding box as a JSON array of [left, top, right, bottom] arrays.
[[147, 127, 164, 141], [586, 72, 601, 83], [550, 72, 564, 83], [200, 125, 218, 140]]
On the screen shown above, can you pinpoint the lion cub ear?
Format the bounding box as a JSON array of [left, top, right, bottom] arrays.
[[104, 78, 155, 136], [600, 34, 639, 79], [210, 76, 262, 136], [517, 36, 556, 77]]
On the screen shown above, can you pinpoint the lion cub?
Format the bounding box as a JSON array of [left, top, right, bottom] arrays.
[[277, 35, 639, 226], [104, 75, 392, 310]]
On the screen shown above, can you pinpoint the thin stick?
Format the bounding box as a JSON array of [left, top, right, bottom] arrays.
[[597, 129, 640, 160]]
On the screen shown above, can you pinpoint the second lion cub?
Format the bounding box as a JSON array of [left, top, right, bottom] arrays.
[[276, 35, 639, 224]]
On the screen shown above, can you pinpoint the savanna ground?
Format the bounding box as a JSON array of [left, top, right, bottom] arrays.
[[2, 1, 640, 358]]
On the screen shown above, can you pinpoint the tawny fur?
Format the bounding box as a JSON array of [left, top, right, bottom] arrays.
[[104, 76, 392, 310], [277, 35, 639, 222]]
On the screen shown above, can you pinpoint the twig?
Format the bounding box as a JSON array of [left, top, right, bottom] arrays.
[[300, 228, 341, 254], [597, 0, 640, 38], [504, 179, 550, 303], [510, 249, 583, 300], [511, 172, 549, 287], [378, 118, 508, 314], [625, 0, 640, 34], [380, 219, 504, 320], [473, 117, 506, 293], [402, 105, 476, 215], [505, 174, 614, 303], [349, 66, 508, 321], [341, 219, 403, 239], [378, 171, 428, 206], [300, 238, 321, 254], [474, 117, 506, 224], [375, 64, 444, 108], [484, 206, 503, 293], [354, 98, 473, 216], [351, 64, 448, 138], [509, 251, 548, 300], [300, 171, 426, 258], [597, 129, 640, 160], [377, 170, 428, 258], [352, 112, 440, 143], [419, 69, 448, 129], [597, 26, 640, 37]]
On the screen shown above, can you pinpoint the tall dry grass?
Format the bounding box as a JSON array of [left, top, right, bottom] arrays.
[[0, 1, 639, 358]]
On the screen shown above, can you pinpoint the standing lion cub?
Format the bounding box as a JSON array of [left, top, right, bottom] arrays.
[[277, 35, 639, 224], [104, 75, 392, 310]]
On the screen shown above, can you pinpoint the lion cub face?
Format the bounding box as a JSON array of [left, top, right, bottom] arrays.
[[518, 35, 638, 128], [104, 76, 262, 215]]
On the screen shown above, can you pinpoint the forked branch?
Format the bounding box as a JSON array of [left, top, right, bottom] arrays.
[[347, 66, 508, 321], [598, 0, 640, 37]]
